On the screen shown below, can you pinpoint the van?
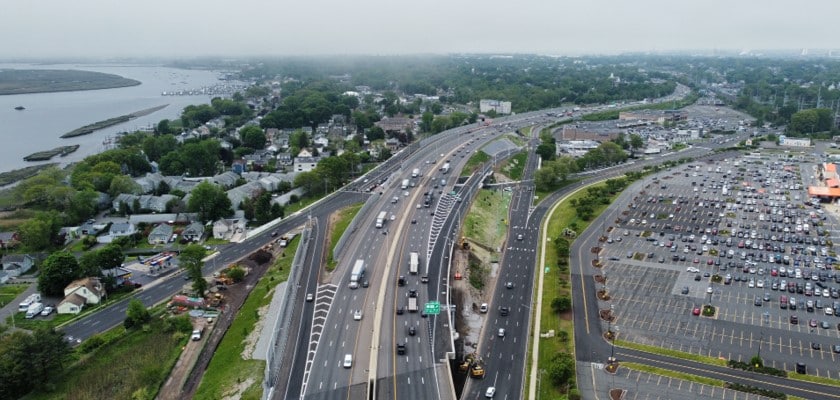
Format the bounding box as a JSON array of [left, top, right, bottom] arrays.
[[343, 354, 353, 368]]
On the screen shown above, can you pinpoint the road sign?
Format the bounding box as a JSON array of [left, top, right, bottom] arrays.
[[424, 301, 441, 315]]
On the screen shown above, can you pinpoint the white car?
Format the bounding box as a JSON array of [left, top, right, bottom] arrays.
[[40, 306, 54, 316], [687, 267, 699, 273], [706, 286, 713, 294], [826, 307, 834, 316], [498, 328, 505, 337], [353, 310, 363, 321], [485, 387, 496, 398]]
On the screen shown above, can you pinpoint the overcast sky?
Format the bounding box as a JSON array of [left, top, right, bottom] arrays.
[[2, 0, 838, 58]]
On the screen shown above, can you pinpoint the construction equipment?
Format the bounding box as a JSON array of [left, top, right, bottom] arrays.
[[460, 352, 486, 379]]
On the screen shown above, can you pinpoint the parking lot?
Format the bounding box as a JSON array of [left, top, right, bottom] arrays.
[[599, 151, 840, 378]]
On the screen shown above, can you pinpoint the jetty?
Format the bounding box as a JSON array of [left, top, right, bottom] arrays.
[[23, 145, 80, 161], [60, 104, 168, 138]]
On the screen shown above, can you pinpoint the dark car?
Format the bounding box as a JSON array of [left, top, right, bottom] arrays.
[[811, 342, 821, 351], [408, 326, 416, 336], [790, 315, 798, 324]]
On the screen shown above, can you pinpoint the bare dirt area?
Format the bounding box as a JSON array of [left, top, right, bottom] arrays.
[[450, 239, 501, 353]]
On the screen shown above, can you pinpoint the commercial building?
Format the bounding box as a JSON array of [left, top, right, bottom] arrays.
[[479, 99, 512, 115]]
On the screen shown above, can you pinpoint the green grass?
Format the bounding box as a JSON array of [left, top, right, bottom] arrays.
[[499, 151, 527, 181], [0, 283, 28, 308], [327, 203, 364, 271], [463, 189, 511, 250], [519, 126, 532, 136], [461, 151, 491, 177], [621, 362, 725, 387], [615, 340, 728, 367], [25, 319, 186, 400], [530, 184, 616, 399], [204, 237, 230, 246], [194, 236, 301, 400], [284, 196, 321, 215], [789, 372, 840, 387]]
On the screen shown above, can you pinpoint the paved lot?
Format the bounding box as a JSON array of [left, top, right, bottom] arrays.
[[597, 151, 840, 379], [581, 361, 770, 400]]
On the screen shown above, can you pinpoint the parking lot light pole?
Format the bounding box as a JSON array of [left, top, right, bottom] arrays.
[[609, 326, 619, 364]]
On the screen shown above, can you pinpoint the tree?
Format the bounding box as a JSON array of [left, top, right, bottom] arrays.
[[19, 218, 52, 251], [124, 299, 151, 329], [77, 251, 102, 278], [629, 134, 645, 156], [187, 181, 233, 223], [551, 296, 572, 313], [156, 119, 172, 135], [180, 245, 208, 296], [0, 328, 71, 398], [536, 143, 556, 161], [547, 352, 575, 387], [227, 266, 246, 283], [240, 125, 267, 150], [98, 244, 125, 270], [38, 251, 79, 296], [367, 126, 385, 141], [108, 174, 141, 197], [420, 111, 434, 132]]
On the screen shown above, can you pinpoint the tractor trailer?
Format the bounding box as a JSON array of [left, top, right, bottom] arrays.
[[375, 211, 387, 228], [349, 259, 366, 289]]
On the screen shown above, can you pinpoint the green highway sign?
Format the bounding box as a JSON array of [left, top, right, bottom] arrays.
[[424, 301, 441, 315]]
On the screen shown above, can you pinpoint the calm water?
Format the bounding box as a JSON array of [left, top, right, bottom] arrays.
[[0, 63, 231, 173]]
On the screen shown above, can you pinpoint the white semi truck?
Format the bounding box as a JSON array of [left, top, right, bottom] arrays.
[[375, 211, 387, 228], [409, 252, 419, 275], [349, 259, 366, 289]]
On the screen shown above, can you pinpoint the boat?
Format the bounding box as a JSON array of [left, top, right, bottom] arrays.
[[14, 106, 25, 110]]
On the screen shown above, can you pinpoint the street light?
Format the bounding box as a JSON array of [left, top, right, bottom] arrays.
[[609, 326, 619, 364]]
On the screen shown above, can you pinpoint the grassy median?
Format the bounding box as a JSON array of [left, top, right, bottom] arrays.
[[327, 202, 364, 271]]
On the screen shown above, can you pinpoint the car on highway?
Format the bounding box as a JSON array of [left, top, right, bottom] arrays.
[[353, 310, 363, 321], [485, 387, 496, 398], [498, 328, 505, 337], [396, 306, 404, 315], [343, 354, 353, 368], [505, 282, 514, 289], [408, 326, 416, 336], [306, 293, 314, 302]]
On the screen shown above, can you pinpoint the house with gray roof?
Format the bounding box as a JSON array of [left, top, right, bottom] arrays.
[[148, 224, 173, 245], [213, 218, 246, 240], [213, 171, 240, 188], [2, 254, 34, 277], [181, 222, 205, 242]]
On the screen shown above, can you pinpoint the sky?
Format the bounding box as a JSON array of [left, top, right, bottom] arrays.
[[2, 0, 839, 59]]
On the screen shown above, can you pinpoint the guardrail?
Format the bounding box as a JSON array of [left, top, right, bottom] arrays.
[[263, 224, 312, 399]]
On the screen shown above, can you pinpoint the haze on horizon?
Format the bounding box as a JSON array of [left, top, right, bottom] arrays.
[[3, 0, 838, 59]]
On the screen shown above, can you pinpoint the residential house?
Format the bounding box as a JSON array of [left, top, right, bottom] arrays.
[[385, 138, 400, 151], [63, 277, 106, 305], [1, 254, 35, 277], [313, 135, 330, 149], [102, 267, 133, 286], [375, 117, 413, 135], [128, 213, 196, 225], [232, 159, 247, 175], [276, 152, 293, 166], [0, 231, 19, 249], [213, 218, 246, 240], [78, 222, 107, 236], [213, 171, 240, 189], [148, 223, 174, 245], [181, 222, 205, 242], [112, 194, 178, 213], [98, 222, 137, 243], [226, 181, 263, 210], [57, 294, 87, 315], [294, 156, 320, 172]]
